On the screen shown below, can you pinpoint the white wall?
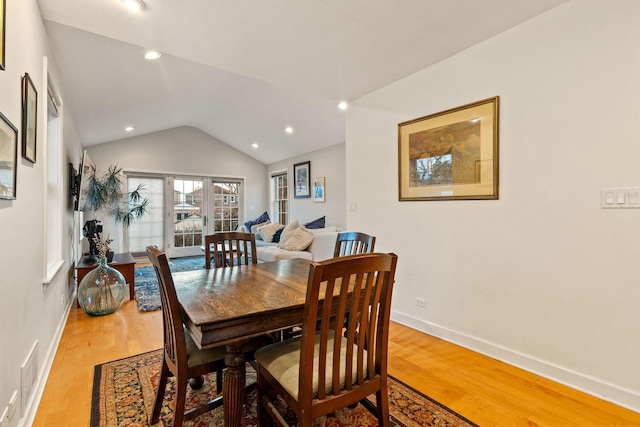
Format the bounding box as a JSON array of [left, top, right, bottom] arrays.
[[85, 126, 268, 252], [267, 143, 346, 229], [347, 0, 640, 412], [0, 1, 83, 425]]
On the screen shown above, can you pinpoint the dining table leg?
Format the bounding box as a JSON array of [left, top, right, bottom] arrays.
[[223, 341, 247, 427]]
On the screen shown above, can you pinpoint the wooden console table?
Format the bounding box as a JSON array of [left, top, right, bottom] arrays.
[[75, 253, 136, 306]]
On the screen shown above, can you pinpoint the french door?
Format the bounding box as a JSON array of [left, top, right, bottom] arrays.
[[124, 175, 242, 258], [167, 177, 242, 258], [168, 177, 204, 257]]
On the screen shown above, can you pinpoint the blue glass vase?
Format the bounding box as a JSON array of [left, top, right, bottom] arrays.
[[78, 257, 126, 316]]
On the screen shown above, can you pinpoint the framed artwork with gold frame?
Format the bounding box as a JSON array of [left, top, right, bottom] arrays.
[[313, 177, 325, 202], [398, 96, 499, 201]]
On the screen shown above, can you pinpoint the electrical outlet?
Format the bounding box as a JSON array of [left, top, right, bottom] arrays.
[[415, 297, 426, 308]]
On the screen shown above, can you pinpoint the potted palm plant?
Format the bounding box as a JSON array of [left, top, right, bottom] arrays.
[[83, 165, 150, 260], [86, 165, 149, 226]]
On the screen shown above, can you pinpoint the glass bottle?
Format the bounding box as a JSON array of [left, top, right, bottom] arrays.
[[78, 257, 127, 316]]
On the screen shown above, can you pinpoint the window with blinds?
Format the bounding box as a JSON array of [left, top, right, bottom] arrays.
[[126, 176, 165, 255]]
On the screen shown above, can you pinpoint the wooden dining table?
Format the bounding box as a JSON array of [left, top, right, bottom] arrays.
[[172, 258, 312, 427]]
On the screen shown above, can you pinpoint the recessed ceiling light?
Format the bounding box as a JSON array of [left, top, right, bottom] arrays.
[[285, 126, 293, 134], [144, 51, 162, 60], [121, 0, 146, 11], [251, 143, 259, 148], [125, 126, 135, 132], [337, 101, 348, 111]]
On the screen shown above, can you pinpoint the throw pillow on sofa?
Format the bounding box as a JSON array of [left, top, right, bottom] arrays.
[[277, 219, 300, 247], [280, 226, 314, 251], [244, 212, 270, 234], [251, 220, 271, 236], [272, 228, 284, 243], [256, 222, 283, 243], [304, 216, 325, 229]]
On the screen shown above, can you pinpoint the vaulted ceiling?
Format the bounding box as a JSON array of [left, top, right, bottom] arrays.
[[37, 0, 568, 164]]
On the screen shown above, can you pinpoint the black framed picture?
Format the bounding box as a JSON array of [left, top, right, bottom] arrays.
[[22, 73, 37, 163], [0, 110, 18, 199], [293, 161, 311, 198]]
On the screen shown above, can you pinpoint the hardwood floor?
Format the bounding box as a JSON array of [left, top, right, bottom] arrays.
[[33, 301, 640, 426]]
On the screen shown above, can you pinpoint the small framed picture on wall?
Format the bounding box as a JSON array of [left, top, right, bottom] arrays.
[[293, 161, 311, 198], [313, 177, 325, 202], [0, 110, 18, 199], [22, 73, 38, 163]]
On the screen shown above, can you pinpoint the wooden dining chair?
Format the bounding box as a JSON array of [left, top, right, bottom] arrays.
[[146, 246, 273, 427], [204, 232, 297, 343], [205, 231, 257, 269], [333, 231, 376, 257], [255, 252, 398, 427]]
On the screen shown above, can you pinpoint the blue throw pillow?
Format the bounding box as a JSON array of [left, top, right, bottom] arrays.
[[304, 216, 325, 229], [272, 228, 284, 243], [244, 212, 270, 233]]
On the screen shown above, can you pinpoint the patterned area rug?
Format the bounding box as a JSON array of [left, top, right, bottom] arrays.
[[134, 256, 205, 312], [91, 349, 478, 427]]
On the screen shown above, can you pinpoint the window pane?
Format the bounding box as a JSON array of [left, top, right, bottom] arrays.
[[272, 172, 288, 225], [174, 179, 203, 249], [127, 176, 164, 254], [212, 180, 240, 232]]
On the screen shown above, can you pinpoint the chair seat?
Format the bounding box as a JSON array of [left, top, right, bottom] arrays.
[[255, 330, 368, 399], [185, 328, 227, 368], [185, 327, 274, 369]]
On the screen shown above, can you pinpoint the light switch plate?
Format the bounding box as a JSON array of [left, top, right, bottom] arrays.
[[601, 187, 640, 208]]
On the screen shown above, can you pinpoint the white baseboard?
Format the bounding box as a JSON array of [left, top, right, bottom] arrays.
[[19, 295, 74, 427], [391, 310, 640, 414]]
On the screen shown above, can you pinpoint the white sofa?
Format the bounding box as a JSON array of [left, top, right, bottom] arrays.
[[255, 231, 339, 262], [239, 218, 343, 263]]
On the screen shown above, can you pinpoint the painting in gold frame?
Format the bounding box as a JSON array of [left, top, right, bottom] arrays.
[[398, 96, 499, 201], [0, 0, 5, 70]]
